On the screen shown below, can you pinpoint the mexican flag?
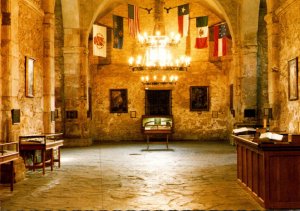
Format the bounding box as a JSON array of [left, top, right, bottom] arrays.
[[195, 16, 208, 49]]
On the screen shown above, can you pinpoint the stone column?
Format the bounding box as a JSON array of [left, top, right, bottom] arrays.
[[237, 0, 260, 122], [0, 1, 2, 139], [1, 0, 25, 183], [230, 46, 243, 122], [1, 0, 20, 142], [63, 45, 91, 146], [43, 0, 55, 133], [265, 0, 280, 119], [240, 45, 258, 116]]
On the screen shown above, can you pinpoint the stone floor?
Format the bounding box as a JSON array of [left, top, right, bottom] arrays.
[[0, 141, 264, 210]]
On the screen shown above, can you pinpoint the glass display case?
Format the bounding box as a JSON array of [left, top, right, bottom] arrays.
[[0, 142, 19, 191], [0, 142, 19, 160], [141, 115, 173, 132], [141, 115, 173, 149], [19, 133, 64, 175]]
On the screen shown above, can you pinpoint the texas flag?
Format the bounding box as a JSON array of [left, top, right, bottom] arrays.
[[178, 4, 189, 37], [213, 23, 227, 57], [195, 16, 208, 49]]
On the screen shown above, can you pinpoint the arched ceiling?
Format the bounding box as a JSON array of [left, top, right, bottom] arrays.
[[61, 0, 260, 47], [87, 0, 232, 37]]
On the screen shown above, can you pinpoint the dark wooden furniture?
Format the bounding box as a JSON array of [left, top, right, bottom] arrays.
[[141, 115, 173, 149], [233, 134, 300, 209], [19, 133, 63, 175], [0, 142, 19, 191]]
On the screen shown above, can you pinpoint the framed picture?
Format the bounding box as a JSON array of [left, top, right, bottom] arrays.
[[190, 86, 209, 111], [130, 111, 136, 118], [110, 89, 128, 113], [25, 56, 35, 97], [11, 109, 20, 124], [212, 111, 218, 118], [288, 57, 298, 101]]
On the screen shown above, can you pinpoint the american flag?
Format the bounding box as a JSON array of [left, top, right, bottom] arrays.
[[128, 4, 140, 38]]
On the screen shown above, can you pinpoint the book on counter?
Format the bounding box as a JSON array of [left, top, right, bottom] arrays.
[[232, 127, 256, 134], [259, 132, 283, 141]]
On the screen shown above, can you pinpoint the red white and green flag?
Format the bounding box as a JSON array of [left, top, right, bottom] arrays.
[[178, 4, 189, 37], [195, 16, 208, 49]]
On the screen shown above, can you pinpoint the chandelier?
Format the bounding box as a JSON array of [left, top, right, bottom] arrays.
[[140, 74, 179, 86], [128, 31, 191, 71]]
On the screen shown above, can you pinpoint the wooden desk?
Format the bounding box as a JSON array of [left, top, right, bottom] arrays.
[[0, 142, 19, 191], [144, 129, 172, 150], [233, 134, 300, 209], [19, 134, 63, 175], [141, 115, 173, 150]]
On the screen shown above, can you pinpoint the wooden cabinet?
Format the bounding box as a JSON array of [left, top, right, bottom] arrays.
[[233, 134, 300, 209], [19, 133, 63, 175], [141, 115, 173, 149], [0, 142, 19, 191]]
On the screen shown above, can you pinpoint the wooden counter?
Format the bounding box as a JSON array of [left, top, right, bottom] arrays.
[[233, 134, 300, 209]]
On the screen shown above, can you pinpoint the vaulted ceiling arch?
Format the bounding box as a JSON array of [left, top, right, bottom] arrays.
[[84, 0, 236, 47]]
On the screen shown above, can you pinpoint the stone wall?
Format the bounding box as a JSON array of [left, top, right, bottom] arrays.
[[89, 2, 231, 141], [1, 0, 46, 184], [275, 0, 300, 133], [18, 0, 44, 134]]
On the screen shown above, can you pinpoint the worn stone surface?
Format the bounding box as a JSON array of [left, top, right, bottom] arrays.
[[0, 141, 263, 210], [18, 0, 44, 135], [89, 1, 231, 142], [275, 0, 300, 133]]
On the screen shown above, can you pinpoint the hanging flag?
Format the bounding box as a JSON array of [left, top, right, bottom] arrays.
[[213, 23, 227, 57], [178, 4, 189, 37], [128, 4, 140, 38], [195, 16, 208, 49], [113, 15, 123, 49], [93, 24, 107, 57]]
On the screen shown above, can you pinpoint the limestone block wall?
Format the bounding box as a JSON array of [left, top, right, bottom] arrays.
[[89, 2, 231, 141], [275, 0, 300, 133], [18, 0, 45, 134]]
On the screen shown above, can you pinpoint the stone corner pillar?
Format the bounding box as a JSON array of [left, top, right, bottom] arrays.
[[264, 12, 280, 118], [62, 46, 92, 146], [43, 9, 56, 133]]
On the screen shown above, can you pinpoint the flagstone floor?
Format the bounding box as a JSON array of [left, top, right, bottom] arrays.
[[0, 141, 264, 210]]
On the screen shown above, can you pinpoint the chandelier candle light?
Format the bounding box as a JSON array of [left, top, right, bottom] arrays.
[[140, 74, 179, 85], [128, 30, 191, 71]]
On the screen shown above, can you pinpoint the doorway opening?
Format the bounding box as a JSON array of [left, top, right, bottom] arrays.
[[145, 90, 172, 115]]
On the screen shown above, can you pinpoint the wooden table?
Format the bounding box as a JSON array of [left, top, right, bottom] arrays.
[[19, 134, 63, 175], [0, 142, 19, 191], [144, 129, 172, 150], [233, 134, 300, 209]]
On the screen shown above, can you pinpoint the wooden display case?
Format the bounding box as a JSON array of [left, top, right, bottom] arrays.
[[233, 134, 300, 209], [19, 133, 63, 175], [141, 115, 173, 149], [0, 142, 19, 191]]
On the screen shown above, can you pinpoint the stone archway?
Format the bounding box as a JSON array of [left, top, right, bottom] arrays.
[[59, 0, 263, 142]]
